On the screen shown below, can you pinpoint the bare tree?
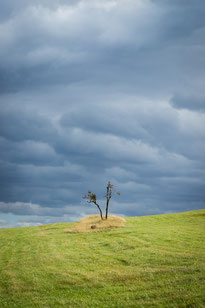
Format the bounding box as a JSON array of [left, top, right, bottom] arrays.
[[83, 182, 120, 220], [83, 190, 104, 220], [105, 181, 120, 219]]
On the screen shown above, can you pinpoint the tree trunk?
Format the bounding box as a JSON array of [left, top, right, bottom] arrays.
[[105, 198, 109, 219], [95, 202, 103, 220]]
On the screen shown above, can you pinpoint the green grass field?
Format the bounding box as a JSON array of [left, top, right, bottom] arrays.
[[0, 210, 204, 307]]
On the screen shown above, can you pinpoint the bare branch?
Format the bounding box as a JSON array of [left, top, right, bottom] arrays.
[[83, 190, 103, 220], [83, 183, 120, 220]]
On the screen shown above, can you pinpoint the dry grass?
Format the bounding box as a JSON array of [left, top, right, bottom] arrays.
[[64, 215, 125, 233]]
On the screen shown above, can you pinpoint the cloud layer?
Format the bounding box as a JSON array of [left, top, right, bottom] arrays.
[[0, 0, 205, 228]]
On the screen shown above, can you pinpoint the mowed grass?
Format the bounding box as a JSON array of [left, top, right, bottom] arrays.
[[0, 210, 204, 308]]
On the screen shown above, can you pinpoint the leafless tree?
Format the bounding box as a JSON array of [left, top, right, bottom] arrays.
[[83, 182, 120, 220], [105, 181, 120, 219], [83, 190, 104, 220]]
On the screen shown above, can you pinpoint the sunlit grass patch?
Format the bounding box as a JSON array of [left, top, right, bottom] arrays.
[[64, 214, 125, 233], [0, 210, 204, 307]]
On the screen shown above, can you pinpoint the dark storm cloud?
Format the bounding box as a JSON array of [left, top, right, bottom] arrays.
[[0, 0, 205, 227], [0, 107, 58, 142], [171, 95, 205, 112], [0, 201, 88, 217], [159, 0, 205, 40], [0, 0, 204, 96]]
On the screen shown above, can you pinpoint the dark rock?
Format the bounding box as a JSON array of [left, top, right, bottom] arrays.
[[91, 225, 97, 229]]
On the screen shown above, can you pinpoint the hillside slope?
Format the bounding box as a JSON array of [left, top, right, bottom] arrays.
[[0, 210, 204, 307]]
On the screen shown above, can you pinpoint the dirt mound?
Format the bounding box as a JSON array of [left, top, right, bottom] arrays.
[[64, 215, 125, 233]]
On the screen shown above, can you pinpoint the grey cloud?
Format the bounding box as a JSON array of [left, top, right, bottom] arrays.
[[171, 94, 205, 112], [0, 218, 8, 228], [0, 107, 58, 142], [0, 92, 204, 218], [59, 98, 205, 161], [0, 201, 49, 216], [0, 162, 87, 206], [0, 91, 204, 219], [0, 201, 101, 229], [0, 0, 205, 228], [0, 0, 167, 94], [155, 0, 205, 41], [0, 138, 60, 166], [0, 0, 204, 99]]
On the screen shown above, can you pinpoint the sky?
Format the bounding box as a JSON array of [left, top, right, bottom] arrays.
[[0, 0, 205, 228]]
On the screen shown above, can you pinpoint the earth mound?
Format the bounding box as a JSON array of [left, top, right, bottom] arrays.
[[64, 215, 125, 233]]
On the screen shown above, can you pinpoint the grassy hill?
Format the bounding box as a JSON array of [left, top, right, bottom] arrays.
[[0, 210, 204, 307]]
